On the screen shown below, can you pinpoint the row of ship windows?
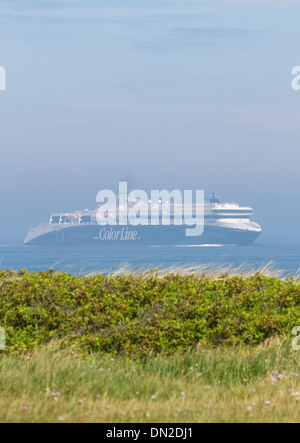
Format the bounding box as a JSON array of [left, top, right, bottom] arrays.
[[50, 218, 248, 226]]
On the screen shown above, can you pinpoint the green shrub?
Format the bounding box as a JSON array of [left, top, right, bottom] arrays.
[[0, 270, 300, 355]]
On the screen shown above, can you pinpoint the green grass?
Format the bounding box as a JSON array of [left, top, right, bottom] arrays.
[[0, 339, 300, 423]]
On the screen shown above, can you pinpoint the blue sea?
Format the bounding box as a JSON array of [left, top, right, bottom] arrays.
[[0, 243, 299, 276]]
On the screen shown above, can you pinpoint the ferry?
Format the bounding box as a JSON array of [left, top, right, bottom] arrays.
[[24, 194, 262, 246]]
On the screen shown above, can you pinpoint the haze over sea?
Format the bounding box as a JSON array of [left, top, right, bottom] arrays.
[[1, 1, 300, 279], [0, 243, 299, 277]]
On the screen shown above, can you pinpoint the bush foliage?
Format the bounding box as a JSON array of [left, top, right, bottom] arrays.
[[0, 270, 300, 355]]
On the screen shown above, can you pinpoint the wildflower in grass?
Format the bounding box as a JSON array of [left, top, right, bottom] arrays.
[[277, 373, 286, 380], [22, 406, 28, 411], [45, 388, 50, 393], [291, 392, 300, 397], [265, 401, 271, 405], [180, 392, 185, 397], [247, 406, 252, 412], [270, 375, 277, 383], [251, 389, 256, 393], [290, 372, 299, 377]]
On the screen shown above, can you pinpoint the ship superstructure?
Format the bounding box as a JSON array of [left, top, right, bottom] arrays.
[[24, 194, 262, 246]]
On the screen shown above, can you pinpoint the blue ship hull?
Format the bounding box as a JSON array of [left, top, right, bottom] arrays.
[[25, 224, 261, 246]]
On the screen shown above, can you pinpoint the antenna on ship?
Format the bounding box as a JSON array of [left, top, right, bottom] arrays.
[[210, 193, 221, 203]]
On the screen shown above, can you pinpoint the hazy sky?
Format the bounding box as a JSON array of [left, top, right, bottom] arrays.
[[1, 0, 300, 243]]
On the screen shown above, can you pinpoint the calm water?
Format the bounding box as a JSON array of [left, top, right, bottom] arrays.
[[0, 243, 299, 276]]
